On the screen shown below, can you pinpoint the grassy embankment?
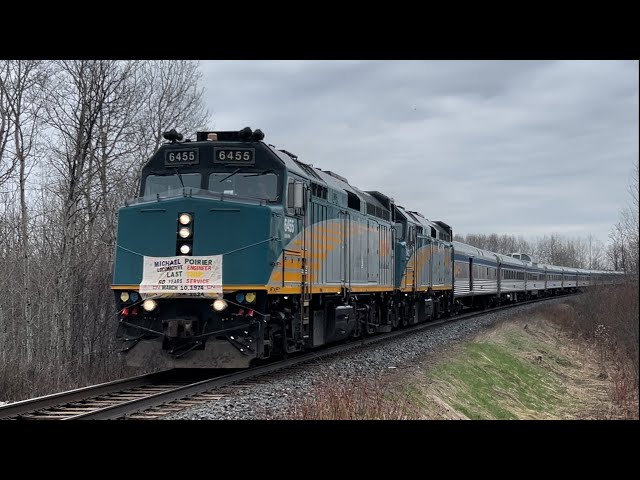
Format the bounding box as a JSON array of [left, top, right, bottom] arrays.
[[287, 284, 638, 419]]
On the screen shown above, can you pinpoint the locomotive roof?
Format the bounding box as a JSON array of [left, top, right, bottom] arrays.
[[264, 145, 311, 178], [312, 168, 359, 195], [268, 144, 391, 213], [190, 131, 390, 218], [352, 187, 387, 210], [429, 221, 451, 239], [397, 205, 428, 227]]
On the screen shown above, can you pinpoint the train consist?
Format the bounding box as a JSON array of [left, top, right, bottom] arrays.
[[112, 127, 624, 368]]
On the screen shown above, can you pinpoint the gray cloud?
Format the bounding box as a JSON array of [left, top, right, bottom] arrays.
[[199, 60, 639, 243]]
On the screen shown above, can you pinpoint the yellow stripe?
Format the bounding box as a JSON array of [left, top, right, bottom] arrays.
[[222, 285, 269, 291], [431, 285, 453, 291], [348, 286, 394, 293], [112, 285, 139, 290], [266, 285, 395, 295], [112, 285, 270, 292], [267, 286, 341, 294], [401, 285, 453, 293], [114, 284, 451, 295]]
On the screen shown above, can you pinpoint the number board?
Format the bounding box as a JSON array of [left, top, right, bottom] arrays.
[[214, 148, 255, 165], [165, 149, 199, 166]]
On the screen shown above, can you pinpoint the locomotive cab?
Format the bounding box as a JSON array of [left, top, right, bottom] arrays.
[[142, 129, 285, 206]]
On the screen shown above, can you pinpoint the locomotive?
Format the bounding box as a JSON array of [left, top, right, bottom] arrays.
[[112, 127, 623, 369]]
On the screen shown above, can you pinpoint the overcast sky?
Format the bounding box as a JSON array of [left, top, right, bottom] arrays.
[[199, 60, 638, 244]]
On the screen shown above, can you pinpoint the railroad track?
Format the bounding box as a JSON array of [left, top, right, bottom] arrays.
[[0, 293, 578, 420]]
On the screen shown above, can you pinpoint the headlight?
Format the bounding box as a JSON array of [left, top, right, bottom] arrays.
[[179, 213, 192, 225], [179, 227, 191, 238], [245, 292, 256, 303], [213, 299, 228, 311], [179, 244, 191, 255], [130, 292, 139, 302], [236, 293, 245, 303], [120, 291, 130, 302], [142, 299, 158, 312]]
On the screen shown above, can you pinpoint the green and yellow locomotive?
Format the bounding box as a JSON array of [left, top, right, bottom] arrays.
[[113, 127, 455, 368]]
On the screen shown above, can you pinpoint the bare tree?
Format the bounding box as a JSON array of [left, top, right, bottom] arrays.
[[586, 234, 605, 270], [0, 60, 212, 401], [126, 60, 209, 197], [620, 161, 639, 273], [606, 162, 639, 274], [0, 62, 17, 188], [0, 61, 50, 371]]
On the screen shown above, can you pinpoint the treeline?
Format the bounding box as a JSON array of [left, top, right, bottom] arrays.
[[0, 60, 210, 401], [452, 232, 610, 269]]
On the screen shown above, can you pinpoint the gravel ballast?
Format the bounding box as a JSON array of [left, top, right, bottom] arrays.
[[164, 298, 570, 420]]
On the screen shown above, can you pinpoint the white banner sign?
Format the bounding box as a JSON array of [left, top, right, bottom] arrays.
[[140, 256, 223, 298]]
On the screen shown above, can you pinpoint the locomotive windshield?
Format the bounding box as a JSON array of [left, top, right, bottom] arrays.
[[144, 173, 202, 198], [141, 171, 279, 202], [208, 172, 278, 201]]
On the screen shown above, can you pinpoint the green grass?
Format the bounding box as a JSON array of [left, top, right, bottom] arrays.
[[503, 328, 576, 369], [402, 383, 429, 410], [428, 338, 569, 419]]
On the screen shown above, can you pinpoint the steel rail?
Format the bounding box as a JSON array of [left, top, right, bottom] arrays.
[[0, 292, 578, 420]]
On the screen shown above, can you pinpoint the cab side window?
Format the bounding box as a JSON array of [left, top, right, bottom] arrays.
[[286, 178, 305, 216]]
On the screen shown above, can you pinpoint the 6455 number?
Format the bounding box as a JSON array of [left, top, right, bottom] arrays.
[[214, 148, 255, 164], [165, 149, 199, 166], [218, 150, 250, 161]]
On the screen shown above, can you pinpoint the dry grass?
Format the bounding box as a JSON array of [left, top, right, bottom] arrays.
[[0, 354, 133, 402], [548, 284, 639, 418], [287, 374, 422, 420]]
